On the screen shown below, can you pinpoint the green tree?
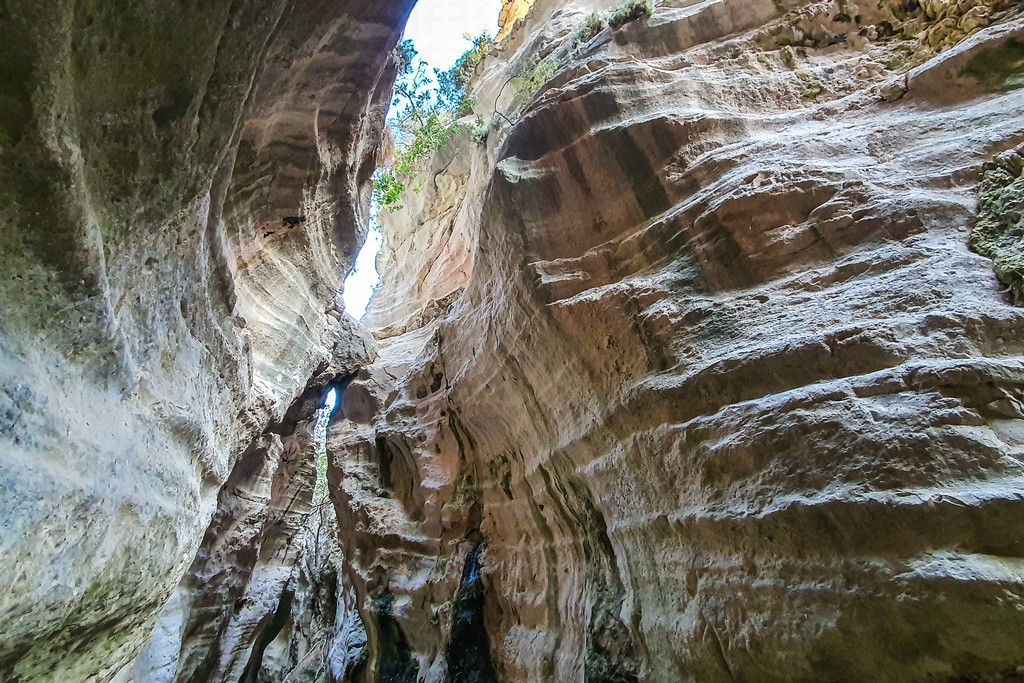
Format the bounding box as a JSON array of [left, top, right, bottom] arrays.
[[373, 33, 494, 212]]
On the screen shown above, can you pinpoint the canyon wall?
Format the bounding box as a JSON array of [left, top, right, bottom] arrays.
[[335, 0, 1024, 680], [3, 0, 1024, 680], [0, 1, 411, 680]]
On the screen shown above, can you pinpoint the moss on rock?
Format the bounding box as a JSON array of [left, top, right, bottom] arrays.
[[970, 147, 1024, 304], [0, 9, 37, 147], [961, 39, 1024, 91]]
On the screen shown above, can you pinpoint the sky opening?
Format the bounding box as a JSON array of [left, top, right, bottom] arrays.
[[322, 387, 339, 413], [341, 0, 503, 319]]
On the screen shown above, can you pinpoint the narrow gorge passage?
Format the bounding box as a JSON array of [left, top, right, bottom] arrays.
[[2, 0, 1024, 682]]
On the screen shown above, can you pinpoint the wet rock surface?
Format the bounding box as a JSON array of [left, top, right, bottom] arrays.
[[445, 546, 498, 683]]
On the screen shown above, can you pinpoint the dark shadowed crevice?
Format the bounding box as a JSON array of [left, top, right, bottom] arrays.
[[375, 436, 394, 493], [374, 591, 418, 683], [238, 584, 295, 683], [446, 545, 498, 683]]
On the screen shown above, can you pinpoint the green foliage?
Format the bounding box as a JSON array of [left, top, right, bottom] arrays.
[[511, 56, 559, 99], [456, 94, 478, 118], [373, 171, 404, 211], [608, 0, 653, 28], [507, 1, 654, 110], [393, 38, 417, 75], [470, 115, 489, 145], [313, 450, 329, 502], [572, 13, 608, 51], [374, 34, 493, 212], [568, 3, 652, 57], [396, 113, 459, 175], [375, 110, 461, 212], [437, 31, 494, 109]]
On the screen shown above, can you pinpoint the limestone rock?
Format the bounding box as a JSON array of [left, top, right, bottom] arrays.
[[248, 504, 369, 683], [5, 0, 1024, 679], [363, 126, 489, 336], [0, 1, 409, 680], [330, 0, 1024, 680]]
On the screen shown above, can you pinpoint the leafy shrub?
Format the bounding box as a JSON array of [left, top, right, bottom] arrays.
[[374, 112, 459, 211], [437, 31, 493, 116], [442, 32, 493, 91], [511, 56, 559, 99], [608, 0, 653, 29], [373, 171, 404, 210], [374, 34, 493, 211], [572, 13, 608, 51], [470, 115, 489, 145]]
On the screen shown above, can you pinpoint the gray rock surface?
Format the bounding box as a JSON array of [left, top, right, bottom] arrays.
[[0, 1, 410, 680], [4, 0, 1024, 680]]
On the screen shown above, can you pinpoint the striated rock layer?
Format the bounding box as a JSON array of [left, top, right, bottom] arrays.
[[331, 0, 1024, 680], [0, 1, 411, 680]]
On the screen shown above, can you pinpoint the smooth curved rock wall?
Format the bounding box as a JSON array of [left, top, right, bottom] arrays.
[[364, 127, 490, 336], [0, 1, 411, 680]]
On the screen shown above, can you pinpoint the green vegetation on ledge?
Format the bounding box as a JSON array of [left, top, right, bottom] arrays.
[[572, 13, 608, 52], [374, 33, 493, 212], [510, 0, 653, 108], [608, 0, 654, 29], [512, 56, 559, 99], [374, 0, 658, 202]]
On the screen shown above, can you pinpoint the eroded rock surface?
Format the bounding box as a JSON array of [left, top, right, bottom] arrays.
[[5, 0, 1024, 680], [0, 1, 410, 680], [329, 0, 1024, 680]]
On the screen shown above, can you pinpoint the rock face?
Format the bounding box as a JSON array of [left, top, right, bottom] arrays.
[[363, 126, 488, 336], [973, 142, 1024, 304], [258, 505, 370, 683], [330, 0, 1024, 680], [5, 0, 1024, 680], [0, 1, 411, 680], [498, 0, 540, 41]]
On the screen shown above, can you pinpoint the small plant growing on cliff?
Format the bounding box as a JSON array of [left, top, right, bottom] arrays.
[[470, 115, 489, 145], [572, 13, 608, 52], [608, 0, 653, 29], [437, 31, 494, 112], [511, 55, 559, 99]]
